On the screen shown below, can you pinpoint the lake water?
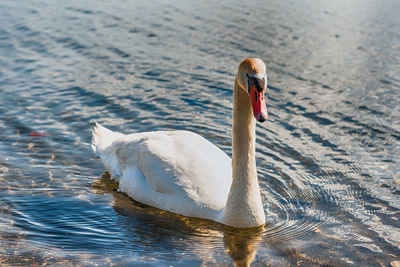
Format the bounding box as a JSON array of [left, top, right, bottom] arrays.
[[0, 0, 399, 265]]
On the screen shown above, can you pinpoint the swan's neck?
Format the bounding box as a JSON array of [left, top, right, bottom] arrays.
[[222, 78, 265, 228]]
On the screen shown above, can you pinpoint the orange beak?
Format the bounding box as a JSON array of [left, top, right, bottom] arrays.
[[250, 84, 268, 122]]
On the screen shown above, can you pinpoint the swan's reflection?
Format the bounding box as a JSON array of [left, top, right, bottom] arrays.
[[92, 173, 263, 266], [223, 227, 263, 267]]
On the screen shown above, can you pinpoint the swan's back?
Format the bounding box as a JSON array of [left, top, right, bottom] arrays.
[[92, 123, 232, 220]]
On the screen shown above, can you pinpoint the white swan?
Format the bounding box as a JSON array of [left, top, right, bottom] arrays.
[[91, 58, 268, 228]]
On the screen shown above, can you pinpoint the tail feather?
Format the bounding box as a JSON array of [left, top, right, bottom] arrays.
[[91, 121, 125, 180]]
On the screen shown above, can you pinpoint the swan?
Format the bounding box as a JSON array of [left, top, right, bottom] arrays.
[[91, 58, 268, 228]]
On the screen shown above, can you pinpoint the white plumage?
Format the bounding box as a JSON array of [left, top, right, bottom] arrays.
[[92, 122, 232, 222]]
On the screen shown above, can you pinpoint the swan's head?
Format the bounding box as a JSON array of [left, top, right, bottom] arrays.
[[237, 58, 268, 122]]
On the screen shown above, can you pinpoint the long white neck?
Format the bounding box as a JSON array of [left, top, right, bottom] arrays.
[[221, 77, 265, 228]]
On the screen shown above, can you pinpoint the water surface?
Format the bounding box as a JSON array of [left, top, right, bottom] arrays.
[[0, 0, 399, 265]]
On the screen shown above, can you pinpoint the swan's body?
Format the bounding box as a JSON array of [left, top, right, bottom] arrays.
[[92, 127, 232, 219], [92, 58, 268, 228]]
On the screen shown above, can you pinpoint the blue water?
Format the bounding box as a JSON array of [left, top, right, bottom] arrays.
[[0, 0, 399, 265]]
